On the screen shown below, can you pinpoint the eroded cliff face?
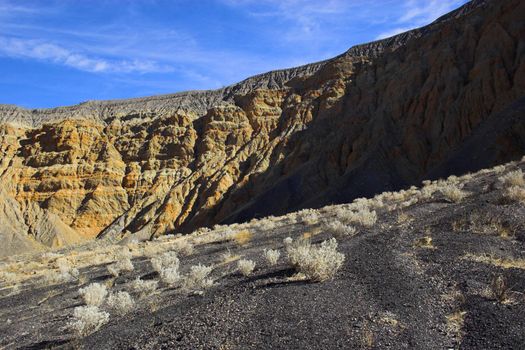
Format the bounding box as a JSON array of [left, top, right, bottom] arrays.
[[0, 0, 524, 256]]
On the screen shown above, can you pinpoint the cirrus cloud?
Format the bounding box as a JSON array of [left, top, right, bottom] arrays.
[[375, 0, 466, 39], [0, 36, 173, 74]]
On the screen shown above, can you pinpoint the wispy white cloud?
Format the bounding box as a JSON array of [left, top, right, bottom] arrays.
[[222, 0, 359, 44], [0, 2, 41, 15], [0, 0, 470, 108], [0, 1, 274, 81], [375, 0, 465, 39], [399, 0, 460, 24], [0, 0, 465, 78], [0, 36, 173, 73]]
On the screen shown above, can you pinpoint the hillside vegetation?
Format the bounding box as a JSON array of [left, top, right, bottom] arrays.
[[1, 159, 524, 349]]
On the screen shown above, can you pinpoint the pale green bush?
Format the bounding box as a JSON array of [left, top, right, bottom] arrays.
[[79, 283, 107, 306], [69, 306, 109, 336], [237, 259, 256, 276], [263, 249, 280, 266], [106, 291, 134, 314], [286, 238, 345, 282]]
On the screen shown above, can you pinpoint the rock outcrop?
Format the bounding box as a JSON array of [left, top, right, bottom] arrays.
[[0, 0, 524, 256]]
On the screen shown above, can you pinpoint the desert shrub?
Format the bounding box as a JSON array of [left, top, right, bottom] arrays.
[[151, 251, 179, 273], [160, 266, 182, 286], [493, 165, 507, 174], [398, 197, 419, 209], [79, 283, 108, 306], [52, 257, 79, 282], [150, 257, 163, 273], [286, 239, 313, 268], [355, 209, 377, 227], [286, 238, 345, 282], [420, 181, 440, 199], [335, 207, 377, 227], [237, 259, 256, 276], [445, 310, 466, 338], [263, 249, 280, 266], [106, 264, 119, 277], [107, 253, 134, 277], [131, 278, 158, 297], [106, 291, 134, 314], [232, 230, 253, 246], [69, 306, 109, 337], [325, 220, 357, 237], [505, 186, 525, 203], [195, 227, 211, 234], [447, 175, 459, 183], [298, 209, 319, 225], [334, 207, 352, 222], [150, 251, 181, 286], [257, 218, 277, 231], [499, 170, 524, 187], [142, 241, 174, 258], [173, 240, 194, 256], [0, 271, 17, 284], [283, 237, 294, 246], [183, 264, 214, 290], [440, 184, 468, 203]]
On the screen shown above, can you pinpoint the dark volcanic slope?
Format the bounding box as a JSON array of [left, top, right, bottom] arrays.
[[0, 159, 524, 349], [0, 0, 524, 257]]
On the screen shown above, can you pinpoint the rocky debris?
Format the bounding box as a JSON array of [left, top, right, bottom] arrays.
[[0, 0, 524, 256]]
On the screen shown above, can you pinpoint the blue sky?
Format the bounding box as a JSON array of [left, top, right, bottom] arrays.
[[0, 0, 469, 108]]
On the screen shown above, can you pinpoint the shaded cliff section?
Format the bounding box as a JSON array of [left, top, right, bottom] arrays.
[[0, 0, 524, 256]]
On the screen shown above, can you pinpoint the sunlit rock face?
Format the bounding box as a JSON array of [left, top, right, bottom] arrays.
[[0, 0, 523, 256]]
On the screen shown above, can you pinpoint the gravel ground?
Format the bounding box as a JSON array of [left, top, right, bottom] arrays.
[[1, 161, 524, 349]]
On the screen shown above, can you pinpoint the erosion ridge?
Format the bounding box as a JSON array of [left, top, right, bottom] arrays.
[[0, 0, 488, 128], [0, 59, 326, 128], [0, 0, 524, 257]]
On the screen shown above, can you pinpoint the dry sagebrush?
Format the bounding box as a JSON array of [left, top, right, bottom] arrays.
[[150, 251, 182, 286], [183, 264, 214, 290], [499, 169, 524, 188], [440, 184, 469, 203], [131, 278, 158, 297], [79, 283, 108, 306], [106, 291, 135, 314], [325, 220, 357, 237], [69, 305, 109, 337], [107, 249, 134, 277], [44, 257, 80, 284], [505, 186, 525, 203], [334, 207, 377, 227], [286, 238, 345, 282], [263, 249, 280, 266], [498, 169, 525, 203], [237, 259, 256, 276]]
